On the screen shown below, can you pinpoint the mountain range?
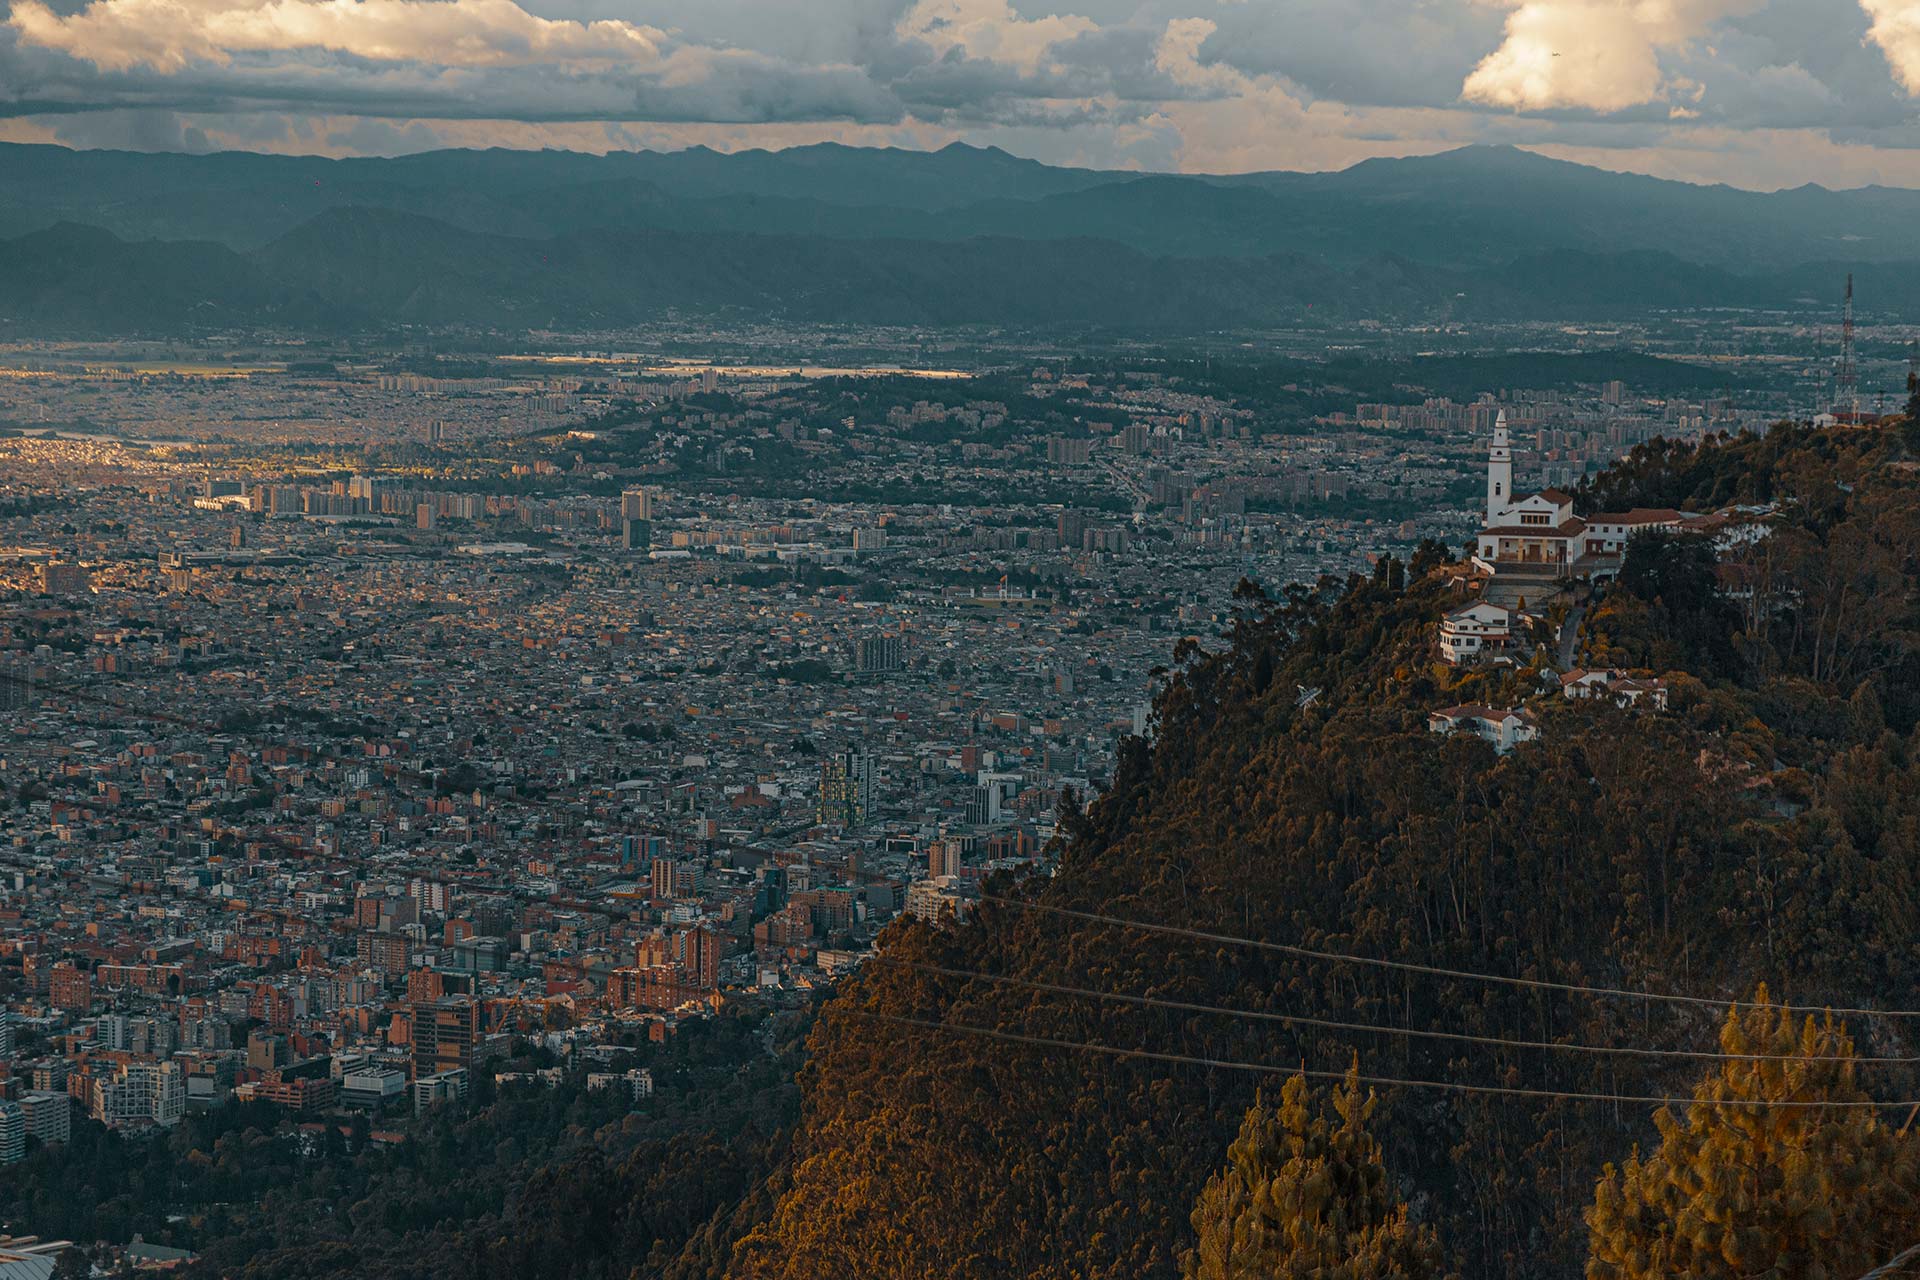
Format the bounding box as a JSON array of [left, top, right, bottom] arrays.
[[1, 141, 1912, 335]]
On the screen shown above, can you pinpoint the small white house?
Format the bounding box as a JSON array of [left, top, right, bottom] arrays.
[[1438, 602, 1516, 666], [1560, 669, 1670, 710], [1427, 705, 1540, 754]]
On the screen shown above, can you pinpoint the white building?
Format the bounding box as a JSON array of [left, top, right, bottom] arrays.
[[20, 1093, 70, 1147], [413, 1068, 469, 1115], [93, 1060, 186, 1129], [1561, 669, 1670, 709], [1427, 705, 1540, 754], [1439, 601, 1517, 666], [341, 1066, 409, 1107], [586, 1068, 655, 1102], [904, 876, 976, 922], [1473, 411, 1688, 577], [0, 1101, 22, 1165]]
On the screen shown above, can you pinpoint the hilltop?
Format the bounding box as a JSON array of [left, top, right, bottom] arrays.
[[720, 417, 1920, 1280]]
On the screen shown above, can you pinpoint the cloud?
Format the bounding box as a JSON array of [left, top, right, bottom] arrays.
[[896, 0, 1096, 75], [1862, 0, 1920, 93], [1203, 0, 1506, 109], [1462, 0, 1757, 112], [0, 0, 1917, 184], [7, 0, 667, 72]]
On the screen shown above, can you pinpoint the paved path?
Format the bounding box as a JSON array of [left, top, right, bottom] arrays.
[[1557, 604, 1586, 671]]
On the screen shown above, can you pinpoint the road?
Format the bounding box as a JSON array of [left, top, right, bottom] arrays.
[[1557, 604, 1586, 671]]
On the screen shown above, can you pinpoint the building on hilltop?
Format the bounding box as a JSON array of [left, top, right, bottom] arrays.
[[1427, 705, 1540, 754], [1438, 601, 1518, 667], [1560, 669, 1671, 709], [1472, 411, 1689, 581]]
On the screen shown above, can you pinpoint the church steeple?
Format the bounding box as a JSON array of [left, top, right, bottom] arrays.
[[1486, 410, 1513, 526]]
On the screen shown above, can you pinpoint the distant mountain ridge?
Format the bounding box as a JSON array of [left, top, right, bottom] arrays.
[[3, 141, 1917, 335], [3, 206, 1917, 337], [5, 141, 1920, 268]]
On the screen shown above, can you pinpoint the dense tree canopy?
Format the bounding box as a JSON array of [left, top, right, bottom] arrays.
[[730, 423, 1920, 1280], [1588, 993, 1920, 1280], [1183, 1068, 1452, 1280]]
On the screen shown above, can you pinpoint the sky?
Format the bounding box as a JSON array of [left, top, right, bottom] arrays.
[[3, 0, 1920, 188]]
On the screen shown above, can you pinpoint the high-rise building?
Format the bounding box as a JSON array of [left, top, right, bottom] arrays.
[[21, 1092, 71, 1147], [854, 634, 904, 674], [677, 924, 723, 989], [851, 526, 887, 552], [927, 840, 963, 879], [650, 857, 703, 902], [48, 962, 90, 1013], [0, 1100, 23, 1165], [94, 1061, 186, 1129], [37, 563, 90, 595], [416, 503, 436, 530], [410, 878, 450, 915], [0, 1010, 11, 1058], [1046, 436, 1092, 465], [817, 750, 873, 828], [356, 931, 412, 976], [622, 518, 652, 551], [412, 998, 481, 1080], [621, 488, 656, 521]]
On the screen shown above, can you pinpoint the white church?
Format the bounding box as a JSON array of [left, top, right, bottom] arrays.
[[1470, 411, 1687, 579]]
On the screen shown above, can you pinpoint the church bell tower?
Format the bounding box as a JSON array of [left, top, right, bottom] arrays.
[[1486, 410, 1513, 526]]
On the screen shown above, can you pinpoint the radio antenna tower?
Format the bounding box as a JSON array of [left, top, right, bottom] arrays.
[[1838, 273, 1859, 422]]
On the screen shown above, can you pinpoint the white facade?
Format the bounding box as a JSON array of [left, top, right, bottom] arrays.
[[20, 1093, 70, 1147], [1439, 602, 1515, 666], [586, 1068, 655, 1101], [413, 1068, 468, 1115], [94, 1060, 186, 1129], [1474, 418, 1686, 577], [342, 1067, 408, 1103], [0, 1101, 22, 1165], [1428, 705, 1540, 754], [1561, 669, 1670, 710], [1486, 411, 1514, 525]]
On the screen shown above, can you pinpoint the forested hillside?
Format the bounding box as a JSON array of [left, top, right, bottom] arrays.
[[726, 414, 1920, 1279]]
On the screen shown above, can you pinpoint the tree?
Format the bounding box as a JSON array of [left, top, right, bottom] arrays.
[[1183, 1067, 1451, 1280], [1903, 361, 1920, 451], [1587, 990, 1920, 1280]]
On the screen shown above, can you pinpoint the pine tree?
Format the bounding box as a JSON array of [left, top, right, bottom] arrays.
[[1183, 1066, 1452, 1280], [1587, 989, 1920, 1280]]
